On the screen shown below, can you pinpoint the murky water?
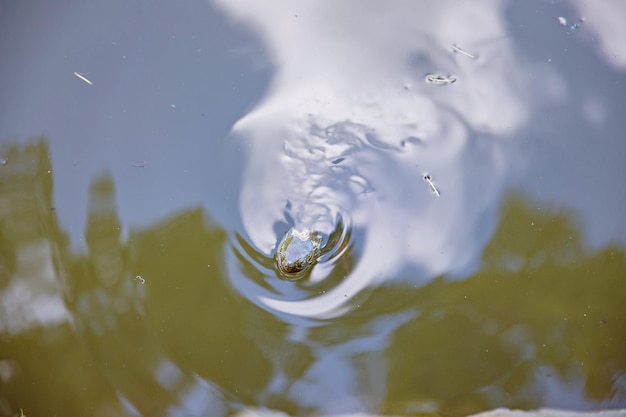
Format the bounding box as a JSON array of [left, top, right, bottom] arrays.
[[1, 1, 625, 416]]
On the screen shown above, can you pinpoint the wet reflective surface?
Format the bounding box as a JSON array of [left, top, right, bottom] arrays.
[[276, 228, 323, 279], [1, 0, 625, 416]]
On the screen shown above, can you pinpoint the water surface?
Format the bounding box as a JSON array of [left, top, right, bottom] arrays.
[[0, 0, 625, 416]]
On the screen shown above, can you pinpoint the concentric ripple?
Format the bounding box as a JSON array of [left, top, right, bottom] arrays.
[[226, 210, 359, 321]]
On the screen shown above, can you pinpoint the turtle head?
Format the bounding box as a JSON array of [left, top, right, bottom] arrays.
[[275, 228, 322, 280]]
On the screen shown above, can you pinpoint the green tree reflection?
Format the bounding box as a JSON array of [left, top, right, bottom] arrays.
[[0, 139, 123, 417], [384, 194, 626, 416], [1, 138, 624, 416]]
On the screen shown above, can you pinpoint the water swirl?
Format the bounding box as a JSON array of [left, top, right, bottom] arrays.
[[222, 118, 376, 321]]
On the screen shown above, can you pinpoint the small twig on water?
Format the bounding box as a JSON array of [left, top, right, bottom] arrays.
[[424, 175, 441, 197]]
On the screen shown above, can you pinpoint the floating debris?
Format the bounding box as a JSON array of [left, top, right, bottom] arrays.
[[132, 160, 151, 168], [426, 74, 456, 85], [135, 275, 145, 284], [424, 175, 441, 197], [553, 16, 585, 32], [450, 44, 476, 59], [570, 17, 585, 31], [73, 71, 93, 86]]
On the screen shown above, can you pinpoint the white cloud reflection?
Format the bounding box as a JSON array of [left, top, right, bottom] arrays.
[[212, 0, 532, 318], [572, 0, 626, 70], [0, 240, 69, 334]]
